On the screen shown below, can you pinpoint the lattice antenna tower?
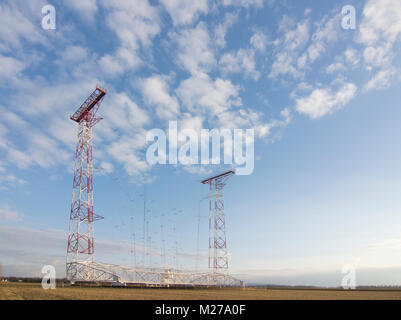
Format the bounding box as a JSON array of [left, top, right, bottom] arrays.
[[172, 224, 178, 270], [160, 223, 167, 268], [201, 170, 235, 273], [141, 185, 147, 267], [66, 86, 107, 281], [130, 215, 137, 268]]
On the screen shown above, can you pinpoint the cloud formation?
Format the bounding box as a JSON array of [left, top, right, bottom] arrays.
[[296, 82, 357, 119]]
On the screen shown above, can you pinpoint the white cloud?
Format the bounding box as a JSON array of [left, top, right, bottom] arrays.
[[0, 54, 26, 80], [269, 51, 302, 79], [106, 132, 150, 176], [219, 49, 260, 80], [0, 79, 104, 172], [307, 12, 341, 62], [26, 132, 70, 169], [170, 22, 215, 74], [12, 80, 95, 117], [269, 20, 309, 79], [180, 114, 204, 132], [99, 0, 160, 76], [99, 161, 114, 174], [93, 92, 151, 177], [102, 0, 160, 49], [177, 72, 260, 130], [219, 29, 267, 80], [0, 123, 8, 148], [358, 0, 401, 46], [99, 47, 143, 76], [47, 116, 77, 147], [2, 60, 152, 177], [344, 48, 359, 66], [160, 0, 208, 26], [99, 54, 126, 76], [176, 73, 241, 119], [357, 0, 401, 75], [284, 21, 309, 51], [254, 108, 291, 139], [270, 11, 343, 80], [7, 147, 32, 169], [209, 106, 291, 141], [65, 0, 98, 23], [102, 92, 149, 132], [175, 72, 286, 140], [0, 108, 29, 131], [58, 45, 89, 62], [250, 31, 268, 52], [296, 82, 357, 119], [290, 82, 313, 99], [0, 103, 73, 170], [0, 1, 160, 179], [0, 1, 46, 52], [214, 12, 238, 47], [0, 206, 23, 222], [222, 0, 264, 8], [363, 43, 393, 69], [0, 172, 27, 188], [326, 62, 345, 74], [139, 75, 180, 120], [364, 68, 398, 92]]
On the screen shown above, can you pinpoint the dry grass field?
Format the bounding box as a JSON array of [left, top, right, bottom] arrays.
[[2, 282, 401, 300]]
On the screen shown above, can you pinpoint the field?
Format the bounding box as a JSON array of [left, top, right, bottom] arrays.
[[2, 282, 401, 300]]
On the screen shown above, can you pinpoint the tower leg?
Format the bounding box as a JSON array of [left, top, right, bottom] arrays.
[[207, 176, 230, 278], [66, 116, 97, 281]]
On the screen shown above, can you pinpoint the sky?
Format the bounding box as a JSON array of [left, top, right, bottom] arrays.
[[1, 0, 401, 287]]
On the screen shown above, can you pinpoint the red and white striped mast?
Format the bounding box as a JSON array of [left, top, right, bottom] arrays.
[[66, 86, 106, 281]]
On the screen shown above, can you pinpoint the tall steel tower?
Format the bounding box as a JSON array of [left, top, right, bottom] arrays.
[[201, 170, 235, 273], [66, 86, 106, 281]]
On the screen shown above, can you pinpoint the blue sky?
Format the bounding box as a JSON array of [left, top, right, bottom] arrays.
[[1, 0, 401, 287]]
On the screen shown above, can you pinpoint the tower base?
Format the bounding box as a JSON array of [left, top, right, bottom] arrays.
[[66, 261, 244, 287]]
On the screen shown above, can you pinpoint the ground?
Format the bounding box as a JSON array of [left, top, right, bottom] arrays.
[[1, 282, 401, 300]]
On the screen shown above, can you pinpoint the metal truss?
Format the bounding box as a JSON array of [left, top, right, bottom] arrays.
[[67, 87, 106, 280], [67, 260, 244, 287], [65, 91, 244, 288], [201, 171, 235, 272]]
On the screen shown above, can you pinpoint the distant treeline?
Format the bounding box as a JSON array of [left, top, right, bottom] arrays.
[[1, 277, 68, 284], [249, 284, 401, 291]]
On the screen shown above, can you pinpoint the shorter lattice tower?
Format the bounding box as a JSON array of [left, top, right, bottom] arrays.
[[201, 170, 235, 273]]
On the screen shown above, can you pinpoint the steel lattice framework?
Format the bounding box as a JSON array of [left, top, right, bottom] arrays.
[[65, 89, 243, 287], [66, 86, 106, 281], [67, 261, 243, 287], [202, 170, 235, 273]]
